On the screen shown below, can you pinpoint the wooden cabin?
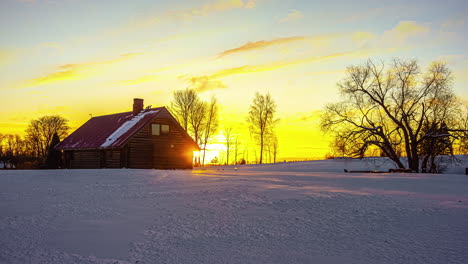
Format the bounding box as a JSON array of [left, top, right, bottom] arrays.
[[55, 98, 199, 169]]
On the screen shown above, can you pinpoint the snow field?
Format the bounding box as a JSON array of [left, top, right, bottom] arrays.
[[1, 159, 468, 264]]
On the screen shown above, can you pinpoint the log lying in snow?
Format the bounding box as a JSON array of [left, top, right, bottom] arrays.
[[344, 169, 385, 173], [388, 168, 414, 173], [343, 168, 415, 173]]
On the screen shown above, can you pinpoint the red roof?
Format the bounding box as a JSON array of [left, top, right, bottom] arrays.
[[56, 107, 163, 150]]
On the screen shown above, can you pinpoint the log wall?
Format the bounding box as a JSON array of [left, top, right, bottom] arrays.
[[69, 150, 100, 169], [127, 109, 195, 169], [63, 108, 197, 169]]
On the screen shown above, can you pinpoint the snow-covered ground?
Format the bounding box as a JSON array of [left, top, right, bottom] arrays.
[[1, 159, 468, 264]]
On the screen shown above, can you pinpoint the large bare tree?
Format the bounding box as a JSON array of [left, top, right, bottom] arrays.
[[223, 127, 233, 165], [189, 98, 207, 145], [26, 115, 69, 160], [200, 97, 219, 166], [170, 89, 219, 166], [247, 92, 278, 164], [321, 59, 463, 172], [170, 88, 197, 131]]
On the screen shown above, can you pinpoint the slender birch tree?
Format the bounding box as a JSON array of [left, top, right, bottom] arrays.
[[247, 92, 278, 164]]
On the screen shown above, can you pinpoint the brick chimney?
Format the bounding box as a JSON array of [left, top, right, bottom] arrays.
[[133, 98, 144, 115]]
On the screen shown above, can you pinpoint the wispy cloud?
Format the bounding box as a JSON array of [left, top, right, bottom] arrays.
[[171, 0, 256, 19], [383, 21, 429, 42], [278, 10, 304, 23], [27, 52, 141, 87], [218, 36, 308, 58], [120, 74, 159, 86], [180, 51, 356, 92], [182, 75, 228, 92], [342, 7, 386, 23], [213, 51, 354, 78], [0, 49, 15, 67], [124, 0, 256, 33]]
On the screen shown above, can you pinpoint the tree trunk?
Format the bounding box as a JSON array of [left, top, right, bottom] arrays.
[[259, 135, 264, 164], [421, 155, 429, 173], [410, 146, 419, 172]]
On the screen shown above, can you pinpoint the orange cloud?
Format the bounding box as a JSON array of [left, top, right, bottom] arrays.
[[218, 36, 308, 58], [213, 51, 354, 78], [176, 51, 355, 92], [27, 52, 142, 87]]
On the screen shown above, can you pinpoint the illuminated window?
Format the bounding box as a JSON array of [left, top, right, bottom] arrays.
[[161, 124, 170, 135], [151, 124, 160, 135]]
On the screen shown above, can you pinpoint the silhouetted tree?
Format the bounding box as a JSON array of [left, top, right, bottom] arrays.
[[2, 134, 28, 168], [170, 90, 219, 166], [271, 134, 279, 163], [223, 127, 233, 165], [26, 115, 69, 161], [233, 134, 241, 165], [45, 133, 61, 169], [247, 92, 278, 164], [200, 97, 219, 166], [321, 59, 464, 172], [0, 133, 5, 168], [189, 98, 207, 146], [454, 106, 468, 154], [210, 156, 219, 165], [170, 88, 197, 131]]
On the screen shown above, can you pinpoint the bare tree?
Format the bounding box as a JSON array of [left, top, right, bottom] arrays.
[[321, 59, 464, 172], [26, 115, 69, 160], [170, 88, 197, 131], [2, 134, 29, 168], [189, 98, 207, 145], [223, 127, 233, 165], [233, 134, 241, 165], [454, 106, 468, 154], [271, 134, 279, 163], [247, 92, 278, 164], [200, 97, 219, 166], [171, 90, 219, 166], [0, 133, 5, 168]]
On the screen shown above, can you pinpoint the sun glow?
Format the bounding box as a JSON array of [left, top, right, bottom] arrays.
[[1, 1, 467, 163]]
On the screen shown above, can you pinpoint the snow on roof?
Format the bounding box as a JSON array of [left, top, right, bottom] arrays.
[[55, 108, 162, 150], [101, 110, 159, 148]]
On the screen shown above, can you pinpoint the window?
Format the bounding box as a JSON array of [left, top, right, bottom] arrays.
[[151, 124, 169, 136], [161, 124, 170, 135], [151, 124, 160, 135]]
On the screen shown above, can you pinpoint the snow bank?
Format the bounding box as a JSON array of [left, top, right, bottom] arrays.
[[1, 166, 467, 263], [217, 156, 468, 174]]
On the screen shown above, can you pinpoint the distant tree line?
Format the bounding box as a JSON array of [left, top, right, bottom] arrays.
[[0, 115, 69, 169], [321, 59, 468, 173], [170, 89, 280, 166]]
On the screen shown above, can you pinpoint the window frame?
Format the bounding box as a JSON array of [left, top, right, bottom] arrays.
[[151, 123, 161, 136], [161, 124, 170, 135], [150, 123, 170, 136]]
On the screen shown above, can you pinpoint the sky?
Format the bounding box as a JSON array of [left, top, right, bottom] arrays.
[[1, 0, 467, 161]]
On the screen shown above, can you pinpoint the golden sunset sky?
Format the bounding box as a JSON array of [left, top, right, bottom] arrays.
[[1, 0, 467, 161]]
